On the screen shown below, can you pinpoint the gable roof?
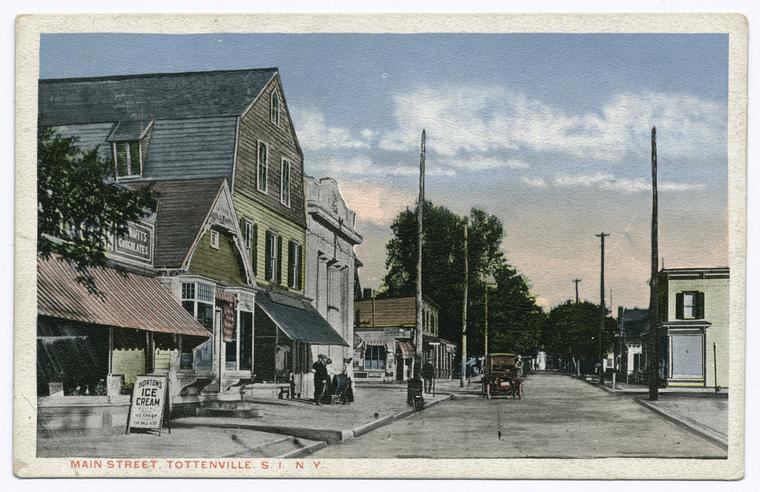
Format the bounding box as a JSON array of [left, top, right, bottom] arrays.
[[132, 178, 226, 269], [38, 68, 278, 126]]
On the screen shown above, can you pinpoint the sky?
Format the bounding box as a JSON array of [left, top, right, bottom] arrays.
[[39, 33, 729, 310]]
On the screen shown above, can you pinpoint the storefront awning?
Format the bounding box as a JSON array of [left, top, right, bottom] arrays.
[[38, 255, 210, 338], [255, 291, 348, 346], [397, 340, 415, 359], [356, 331, 386, 347]]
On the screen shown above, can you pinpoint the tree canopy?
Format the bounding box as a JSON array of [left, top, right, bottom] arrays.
[[541, 300, 617, 370], [381, 200, 545, 357], [37, 128, 155, 292]]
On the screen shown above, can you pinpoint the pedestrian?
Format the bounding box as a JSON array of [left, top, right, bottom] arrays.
[[312, 354, 329, 405], [515, 355, 524, 378], [421, 360, 435, 393]]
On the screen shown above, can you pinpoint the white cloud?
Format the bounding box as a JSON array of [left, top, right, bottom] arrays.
[[308, 155, 456, 177], [292, 108, 371, 151], [378, 85, 726, 163], [552, 172, 705, 193], [338, 180, 416, 227], [437, 156, 529, 171], [520, 176, 548, 188]]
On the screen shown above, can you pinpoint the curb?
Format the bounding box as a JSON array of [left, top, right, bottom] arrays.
[[276, 439, 328, 459], [349, 393, 454, 439], [634, 397, 728, 450]]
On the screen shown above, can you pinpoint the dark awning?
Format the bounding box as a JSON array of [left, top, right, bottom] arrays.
[[38, 255, 210, 339], [255, 291, 348, 346], [397, 340, 415, 359]]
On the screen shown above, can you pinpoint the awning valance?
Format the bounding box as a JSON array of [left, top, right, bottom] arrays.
[[255, 291, 348, 346], [38, 255, 210, 339], [356, 331, 386, 347]]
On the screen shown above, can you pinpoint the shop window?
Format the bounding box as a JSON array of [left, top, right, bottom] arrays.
[[365, 346, 386, 370], [113, 141, 142, 179], [181, 281, 214, 330]]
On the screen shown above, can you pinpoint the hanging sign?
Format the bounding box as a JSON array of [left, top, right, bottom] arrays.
[[110, 220, 154, 265], [126, 375, 170, 434]]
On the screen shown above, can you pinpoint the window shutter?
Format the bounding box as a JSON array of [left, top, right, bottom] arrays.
[[287, 241, 295, 288], [265, 231, 272, 281], [252, 223, 258, 275], [298, 244, 304, 290], [276, 236, 283, 285], [675, 292, 684, 320], [696, 292, 705, 319]]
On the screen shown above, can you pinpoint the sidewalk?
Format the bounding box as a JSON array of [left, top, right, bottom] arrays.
[[39, 384, 454, 458], [635, 396, 728, 449]]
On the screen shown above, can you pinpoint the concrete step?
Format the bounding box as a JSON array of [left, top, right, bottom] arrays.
[[195, 407, 263, 418]]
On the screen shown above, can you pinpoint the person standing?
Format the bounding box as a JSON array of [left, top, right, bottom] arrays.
[[312, 355, 329, 405], [421, 360, 435, 393]]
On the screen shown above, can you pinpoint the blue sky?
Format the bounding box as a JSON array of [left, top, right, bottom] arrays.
[[40, 33, 729, 309]]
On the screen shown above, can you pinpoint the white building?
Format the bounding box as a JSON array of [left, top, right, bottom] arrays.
[[304, 176, 363, 375]]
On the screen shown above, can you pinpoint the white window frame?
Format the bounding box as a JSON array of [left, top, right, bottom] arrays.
[[280, 158, 291, 207], [271, 90, 281, 127], [112, 141, 143, 179], [266, 230, 279, 282], [257, 140, 269, 193], [210, 229, 220, 249], [288, 240, 301, 289], [683, 292, 696, 319]]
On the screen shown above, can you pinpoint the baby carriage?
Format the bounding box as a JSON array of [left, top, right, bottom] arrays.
[[331, 374, 354, 405]]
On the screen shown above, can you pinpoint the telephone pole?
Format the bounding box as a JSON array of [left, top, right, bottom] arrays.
[[572, 278, 582, 303], [460, 218, 469, 388], [414, 130, 426, 379], [648, 126, 660, 401], [596, 232, 610, 383]]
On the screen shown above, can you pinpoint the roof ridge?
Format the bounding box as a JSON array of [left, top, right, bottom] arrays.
[[39, 67, 279, 84]]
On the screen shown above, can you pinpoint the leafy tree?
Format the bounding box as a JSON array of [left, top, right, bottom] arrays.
[[37, 127, 155, 292], [381, 200, 545, 357], [541, 300, 617, 372]]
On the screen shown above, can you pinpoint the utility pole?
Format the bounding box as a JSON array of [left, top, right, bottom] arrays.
[[596, 232, 610, 384], [460, 218, 469, 388], [414, 129, 426, 379], [648, 126, 660, 401], [572, 278, 582, 303], [484, 282, 489, 356]]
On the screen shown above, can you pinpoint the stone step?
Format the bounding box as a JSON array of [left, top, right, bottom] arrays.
[[201, 400, 260, 410], [195, 407, 263, 418]]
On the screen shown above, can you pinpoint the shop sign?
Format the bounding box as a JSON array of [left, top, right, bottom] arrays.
[[126, 375, 169, 434], [110, 220, 153, 265], [208, 195, 237, 230]]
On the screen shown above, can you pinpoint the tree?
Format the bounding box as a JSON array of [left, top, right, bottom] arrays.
[[541, 301, 617, 373], [37, 128, 155, 292], [382, 200, 545, 357]]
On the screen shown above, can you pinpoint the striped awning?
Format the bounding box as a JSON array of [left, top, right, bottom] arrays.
[[397, 340, 415, 359], [38, 255, 211, 338]]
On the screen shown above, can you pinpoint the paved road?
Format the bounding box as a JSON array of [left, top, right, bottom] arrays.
[[314, 373, 727, 458]]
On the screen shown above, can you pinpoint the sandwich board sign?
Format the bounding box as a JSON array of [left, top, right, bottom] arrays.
[[126, 375, 170, 435]]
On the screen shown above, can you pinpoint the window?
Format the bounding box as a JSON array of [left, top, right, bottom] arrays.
[[257, 141, 269, 193], [113, 141, 142, 178], [280, 158, 291, 207], [181, 281, 214, 330], [210, 230, 219, 249], [365, 346, 386, 370], [270, 90, 281, 126], [265, 230, 280, 283], [676, 291, 705, 320], [240, 219, 252, 250], [287, 240, 302, 289]]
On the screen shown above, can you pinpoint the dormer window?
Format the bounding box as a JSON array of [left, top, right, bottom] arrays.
[[113, 141, 142, 178], [270, 90, 281, 126]]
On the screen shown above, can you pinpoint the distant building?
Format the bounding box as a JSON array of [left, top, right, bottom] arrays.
[[353, 295, 456, 381], [642, 267, 729, 389], [617, 307, 648, 382]]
